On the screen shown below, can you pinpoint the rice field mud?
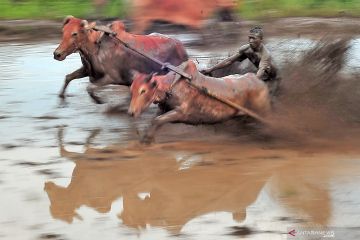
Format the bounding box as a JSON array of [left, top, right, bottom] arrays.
[[1, 18, 360, 239]]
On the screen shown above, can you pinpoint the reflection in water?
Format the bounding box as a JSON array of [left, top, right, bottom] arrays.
[[44, 127, 344, 235]]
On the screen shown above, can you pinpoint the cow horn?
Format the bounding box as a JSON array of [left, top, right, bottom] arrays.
[[63, 15, 73, 26], [80, 20, 89, 28], [87, 21, 96, 30], [150, 80, 157, 89], [179, 60, 189, 70], [173, 73, 182, 83], [144, 72, 154, 83]]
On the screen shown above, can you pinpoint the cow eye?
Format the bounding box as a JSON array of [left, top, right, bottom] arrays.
[[139, 88, 146, 95], [71, 32, 78, 37]]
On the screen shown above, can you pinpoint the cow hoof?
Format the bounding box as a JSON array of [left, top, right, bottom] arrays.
[[95, 100, 104, 104], [105, 104, 128, 114], [140, 135, 154, 145], [92, 97, 104, 104], [58, 93, 65, 99]]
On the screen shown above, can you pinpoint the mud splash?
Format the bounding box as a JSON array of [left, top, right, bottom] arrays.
[[263, 38, 360, 149]]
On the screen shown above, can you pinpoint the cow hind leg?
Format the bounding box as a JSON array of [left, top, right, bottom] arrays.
[[86, 75, 114, 104], [87, 84, 104, 104], [84, 128, 101, 150], [250, 89, 271, 117]]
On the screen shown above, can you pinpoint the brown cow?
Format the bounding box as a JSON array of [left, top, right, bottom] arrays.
[[131, 0, 238, 33], [53, 16, 188, 103], [128, 60, 271, 143]]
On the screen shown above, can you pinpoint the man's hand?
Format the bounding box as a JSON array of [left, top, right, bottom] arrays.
[[200, 69, 212, 76]]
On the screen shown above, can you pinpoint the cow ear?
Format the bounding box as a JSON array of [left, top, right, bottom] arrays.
[[63, 15, 73, 26], [179, 60, 190, 71], [130, 70, 140, 79], [150, 80, 157, 89], [144, 72, 154, 83], [80, 20, 89, 29]]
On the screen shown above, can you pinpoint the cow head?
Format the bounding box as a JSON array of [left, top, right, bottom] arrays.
[[128, 60, 196, 118], [128, 72, 159, 118], [53, 16, 95, 61]]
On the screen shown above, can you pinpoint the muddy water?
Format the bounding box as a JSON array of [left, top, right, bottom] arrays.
[[1, 39, 360, 240]]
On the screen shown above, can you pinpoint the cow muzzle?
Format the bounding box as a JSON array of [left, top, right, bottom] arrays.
[[128, 107, 140, 118], [53, 50, 65, 61], [128, 109, 134, 117]]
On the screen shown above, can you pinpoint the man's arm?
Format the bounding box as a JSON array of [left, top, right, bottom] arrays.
[[256, 49, 272, 80], [205, 52, 241, 73], [256, 64, 268, 80], [202, 44, 249, 75]]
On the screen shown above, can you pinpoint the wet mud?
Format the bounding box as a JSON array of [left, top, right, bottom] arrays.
[[267, 38, 360, 146], [1, 20, 360, 239]]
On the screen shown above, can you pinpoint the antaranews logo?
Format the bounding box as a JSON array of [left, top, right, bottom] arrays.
[[287, 227, 336, 239], [288, 229, 296, 237]]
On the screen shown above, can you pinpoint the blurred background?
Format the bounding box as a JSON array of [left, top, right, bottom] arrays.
[[1, 0, 360, 28]]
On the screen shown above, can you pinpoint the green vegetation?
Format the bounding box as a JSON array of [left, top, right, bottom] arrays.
[[0, 0, 128, 20], [1, 0, 360, 20], [239, 0, 360, 19]]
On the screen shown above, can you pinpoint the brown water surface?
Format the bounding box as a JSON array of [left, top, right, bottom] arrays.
[[1, 38, 360, 240]]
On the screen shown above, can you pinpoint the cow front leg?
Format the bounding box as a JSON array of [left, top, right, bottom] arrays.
[[59, 66, 88, 98], [86, 75, 113, 104], [142, 110, 183, 144], [84, 128, 101, 150]]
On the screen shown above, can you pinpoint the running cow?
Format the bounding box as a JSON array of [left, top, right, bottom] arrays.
[[53, 16, 188, 103], [130, 0, 238, 33], [128, 60, 271, 143]]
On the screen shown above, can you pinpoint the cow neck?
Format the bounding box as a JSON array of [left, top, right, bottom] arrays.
[[78, 35, 99, 62], [153, 75, 174, 103], [153, 87, 168, 104]]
